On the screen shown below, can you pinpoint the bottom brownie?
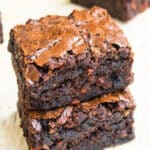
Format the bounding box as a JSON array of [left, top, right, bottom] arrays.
[[18, 90, 135, 150]]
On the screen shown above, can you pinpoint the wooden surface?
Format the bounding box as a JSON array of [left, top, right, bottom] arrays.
[[0, 0, 150, 149]]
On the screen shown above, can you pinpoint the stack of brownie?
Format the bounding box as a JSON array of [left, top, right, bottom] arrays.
[[8, 6, 135, 150], [72, 0, 150, 21]]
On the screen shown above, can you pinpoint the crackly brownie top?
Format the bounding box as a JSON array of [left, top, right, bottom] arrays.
[[11, 6, 129, 66]]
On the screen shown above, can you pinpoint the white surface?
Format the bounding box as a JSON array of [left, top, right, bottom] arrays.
[[0, 0, 150, 150]]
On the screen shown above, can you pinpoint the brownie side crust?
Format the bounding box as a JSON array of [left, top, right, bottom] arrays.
[[18, 90, 135, 150], [8, 7, 134, 110], [0, 12, 3, 43], [72, 0, 150, 21]]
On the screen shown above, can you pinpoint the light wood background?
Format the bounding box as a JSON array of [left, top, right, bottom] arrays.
[[0, 0, 150, 149]]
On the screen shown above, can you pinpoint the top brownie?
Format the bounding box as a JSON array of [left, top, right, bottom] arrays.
[[8, 6, 133, 110], [72, 0, 150, 21]]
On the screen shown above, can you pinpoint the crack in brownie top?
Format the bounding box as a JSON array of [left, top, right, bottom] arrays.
[[11, 6, 129, 67]]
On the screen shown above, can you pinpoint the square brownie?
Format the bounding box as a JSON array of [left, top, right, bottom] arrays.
[[72, 0, 150, 21], [18, 90, 135, 150], [0, 12, 3, 43], [8, 6, 133, 110]]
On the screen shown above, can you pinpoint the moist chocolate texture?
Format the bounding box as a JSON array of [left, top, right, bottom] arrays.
[[72, 0, 150, 21], [18, 90, 135, 150], [8, 6, 134, 110], [0, 12, 3, 43], [8, 6, 135, 150]]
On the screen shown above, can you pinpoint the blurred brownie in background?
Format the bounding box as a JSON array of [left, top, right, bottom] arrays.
[[0, 12, 3, 43], [72, 0, 150, 21]]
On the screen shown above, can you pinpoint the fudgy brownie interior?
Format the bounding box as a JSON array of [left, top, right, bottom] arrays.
[[8, 7, 133, 110]]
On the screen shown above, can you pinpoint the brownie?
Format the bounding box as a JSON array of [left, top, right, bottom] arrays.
[[8, 6, 133, 110], [72, 0, 150, 21], [0, 12, 3, 43], [18, 90, 135, 150]]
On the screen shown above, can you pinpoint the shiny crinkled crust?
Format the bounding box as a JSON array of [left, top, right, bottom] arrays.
[[9, 6, 129, 67]]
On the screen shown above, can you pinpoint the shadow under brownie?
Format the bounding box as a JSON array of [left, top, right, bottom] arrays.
[[71, 0, 150, 21], [18, 90, 135, 150], [8, 6, 133, 110]]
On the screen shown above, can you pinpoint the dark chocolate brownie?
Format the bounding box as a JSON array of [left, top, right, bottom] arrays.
[[72, 0, 150, 21], [8, 6, 134, 110], [18, 90, 135, 150], [0, 12, 3, 43]]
